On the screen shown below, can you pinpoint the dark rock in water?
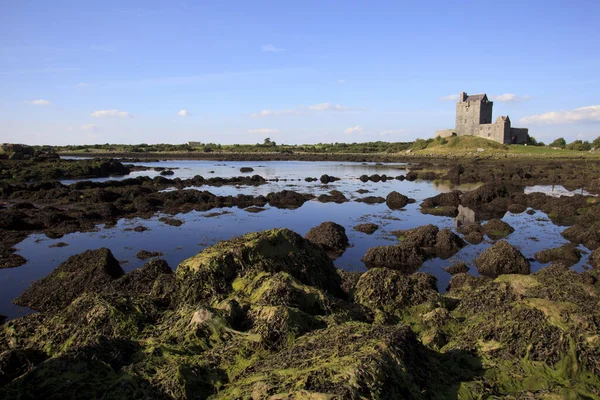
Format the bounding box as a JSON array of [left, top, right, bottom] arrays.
[[421, 205, 459, 217], [159, 170, 174, 176], [356, 189, 370, 194], [176, 228, 343, 305], [355, 196, 385, 204], [362, 243, 423, 271], [444, 262, 470, 275], [353, 223, 379, 234], [305, 221, 349, 259], [49, 242, 69, 248], [369, 174, 381, 182], [359, 175, 369, 182], [405, 171, 418, 181], [526, 209, 536, 215], [14, 248, 125, 312], [421, 191, 461, 209], [457, 224, 485, 244], [0, 348, 48, 386], [561, 222, 600, 251], [482, 218, 515, 240], [158, 217, 183, 226], [317, 190, 348, 204], [535, 244, 582, 267], [240, 167, 254, 173], [135, 250, 164, 260], [319, 174, 340, 184], [304, 177, 317, 182], [0, 252, 27, 269], [435, 228, 466, 258], [508, 203, 527, 214], [267, 190, 314, 209], [475, 240, 530, 277], [446, 272, 488, 293], [244, 206, 266, 213], [355, 268, 439, 313], [393, 224, 439, 249], [461, 183, 509, 207], [133, 225, 149, 232], [386, 191, 413, 210]]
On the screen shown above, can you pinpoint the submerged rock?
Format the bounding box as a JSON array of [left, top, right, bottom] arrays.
[[15, 248, 125, 312], [239, 167, 254, 173], [353, 223, 379, 234], [266, 190, 314, 209], [444, 262, 470, 275], [159, 217, 184, 227], [475, 240, 530, 277], [135, 250, 164, 260], [304, 221, 349, 259]]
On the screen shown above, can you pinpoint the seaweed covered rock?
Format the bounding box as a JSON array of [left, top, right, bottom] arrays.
[[361, 243, 423, 271], [590, 247, 600, 268], [394, 224, 439, 248], [355, 268, 439, 314], [304, 221, 349, 259], [475, 241, 530, 278], [385, 191, 413, 210], [457, 223, 485, 244], [393, 224, 465, 259], [266, 190, 314, 209], [0, 349, 47, 387], [14, 248, 124, 312], [435, 228, 466, 258], [216, 322, 476, 399], [110, 258, 175, 302], [353, 222, 379, 234], [176, 228, 342, 306], [482, 218, 515, 240], [135, 250, 164, 260], [316, 190, 348, 204], [420, 191, 461, 217], [535, 244, 582, 267]]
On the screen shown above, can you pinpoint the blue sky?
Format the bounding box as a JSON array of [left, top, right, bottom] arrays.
[[1, 0, 599, 145]]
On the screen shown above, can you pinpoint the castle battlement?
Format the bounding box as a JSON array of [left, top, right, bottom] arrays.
[[437, 91, 529, 144]]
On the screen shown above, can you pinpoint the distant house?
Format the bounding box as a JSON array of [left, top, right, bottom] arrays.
[[436, 92, 529, 144]]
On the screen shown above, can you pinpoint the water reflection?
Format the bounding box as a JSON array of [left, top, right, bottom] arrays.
[[454, 205, 480, 228]]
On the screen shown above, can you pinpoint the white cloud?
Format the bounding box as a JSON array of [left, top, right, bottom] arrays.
[[91, 109, 133, 118], [177, 109, 189, 117], [248, 128, 280, 134], [440, 94, 459, 101], [24, 99, 51, 106], [521, 105, 600, 125], [345, 125, 363, 135], [379, 129, 406, 136], [81, 124, 96, 132], [309, 103, 349, 112], [490, 93, 531, 102], [261, 44, 285, 52], [90, 45, 115, 53], [250, 109, 299, 118]]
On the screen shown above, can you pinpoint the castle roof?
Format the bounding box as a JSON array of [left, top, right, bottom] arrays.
[[465, 94, 488, 102]]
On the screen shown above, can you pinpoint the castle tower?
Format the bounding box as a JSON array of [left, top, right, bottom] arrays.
[[455, 92, 493, 136]]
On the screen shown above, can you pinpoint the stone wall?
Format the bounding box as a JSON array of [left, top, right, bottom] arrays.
[[435, 129, 455, 138], [510, 128, 529, 144]]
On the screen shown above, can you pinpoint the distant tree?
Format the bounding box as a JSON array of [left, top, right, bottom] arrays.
[[566, 140, 592, 151], [549, 137, 567, 148], [593, 136, 600, 149]]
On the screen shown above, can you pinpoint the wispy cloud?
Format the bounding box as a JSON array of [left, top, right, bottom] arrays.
[[440, 94, 459, 101], [379, 129, 406, 136], [91, 109, 133, 118], [345, 125, 363, 135], [177, 109, 189, 117], [490, 93, 531, 102], [520, 105, 600, 125], [251, 102, 355, 118], [24, 99, 51, 106], [248, 128, 280, 134], [261, 44, 285, 52], [81, 124, 97, 132], [90, 45, 115, 53]]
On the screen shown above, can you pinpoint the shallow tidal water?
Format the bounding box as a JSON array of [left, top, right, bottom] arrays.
[[0, 160, 592, 318]]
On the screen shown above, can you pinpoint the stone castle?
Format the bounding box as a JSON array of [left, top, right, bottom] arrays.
[[436, 92, 529, 144]]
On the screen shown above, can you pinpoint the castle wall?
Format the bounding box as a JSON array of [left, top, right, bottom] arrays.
[[479, 101, 493, 124], [477, 118, 511, 144], [455, 101, 482, 136], [435, 129, 455, 138], [510, 128, 529, 144]]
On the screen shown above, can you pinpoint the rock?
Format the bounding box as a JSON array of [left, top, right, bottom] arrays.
[[420, 191, 461, 209], [526, 209, 536, 215], [159, 170, 174, 176], [443, 262, 470, 275], [508, 203, 527, 214], [319, 174, 339, 184], [482, 218, 515, 240], [243, 206, 266, 213], [590, 248, 600, 268], [535, 244, 582, 267], [317, 190, 348, 203], [248, 305, 323, 349], [457, 224, 485, 244], [158, 217, 183, 226], [355, 196, 385, 204], [111, 258, 174, 301], [461, 183, 509, 207], [14, 248, 125, 312], [446, 273, 488, 293], [133, 225, 148, 232], [355, 269, 439, 313], [0, 252, 27, 269], [240, 167, 254, 173], [356, 189, 370, 194], [0, 349, 48, 386], [477, 148, 485, 152], [305, 222, 349, 259], [49, 242, 69, 248], [475, 240, 530, 277], [176, 228, 343, 305], [353, 223, 379, 234], [386, 191, 412, 209], [393, 224, 439, 249], [135, 250, 164, 260], [362, 243, 423, 271]]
